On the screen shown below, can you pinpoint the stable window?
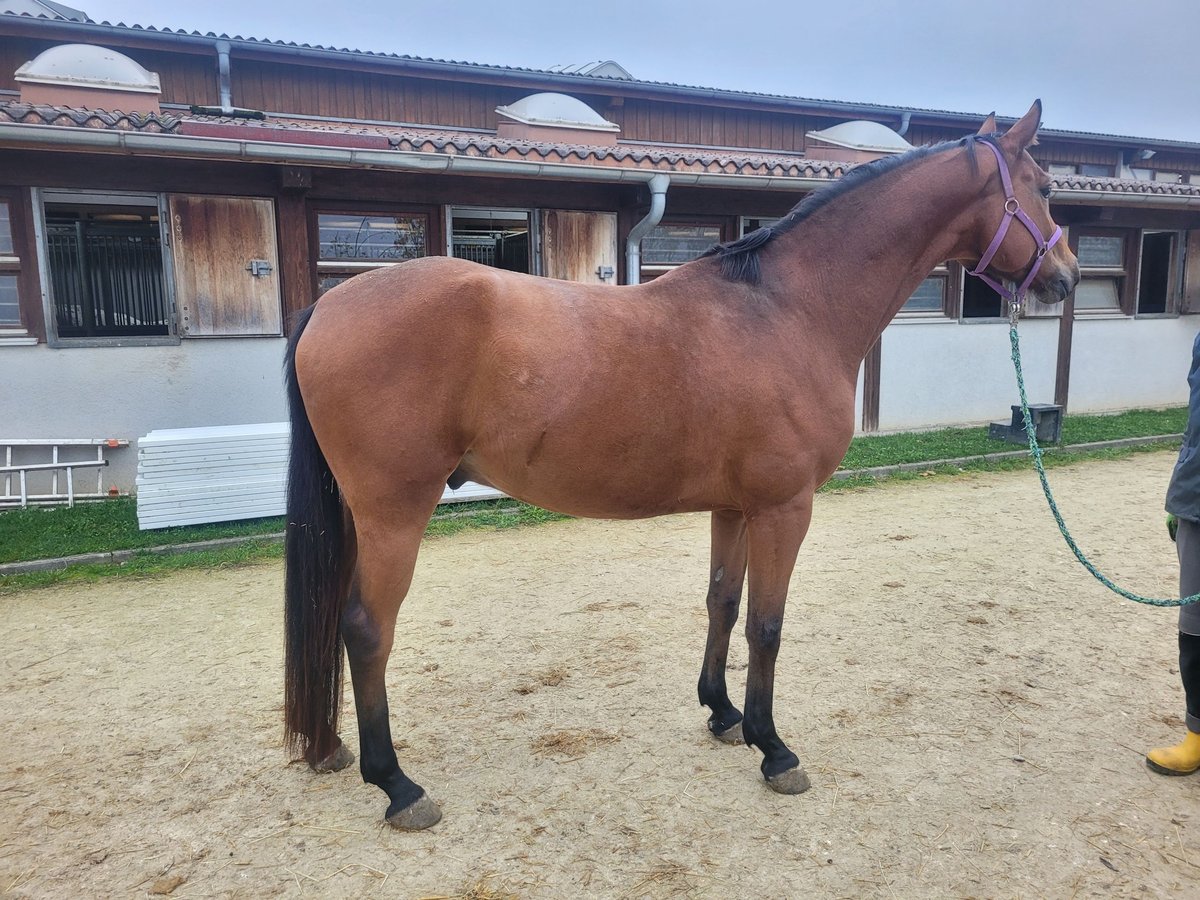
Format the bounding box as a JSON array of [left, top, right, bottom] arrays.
[[40, 193, 171, 340], [1136, 231, 1181, 316], [1072, 229, 1134, 316], [901, 265, 952, 317], [449, 208, 532, 274], [317, 211, 429, 296], [0, 198, 23, 333], [739, 216, 780, 236], [961, 269, 1006, 320], [1048, 163, 1114, 178], [640, 221, 724, 282]]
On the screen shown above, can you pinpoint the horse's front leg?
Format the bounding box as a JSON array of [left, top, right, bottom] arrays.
[[743, 497, 813, 794], [342, 516, 442, 830], [698, 509, 748, 743]]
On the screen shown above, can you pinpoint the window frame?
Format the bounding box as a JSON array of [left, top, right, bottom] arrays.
[[1133, 229, 1184, 318], [446, 206, 536, 275], [34, 188, 179, 348], [956, 263, 1016, 323], [312, 203, 439, 297], [639, 216, 729, 282], [896, 264, 957, 320], [0, 188, 39, 345], [1069, 226, 1137, 319]]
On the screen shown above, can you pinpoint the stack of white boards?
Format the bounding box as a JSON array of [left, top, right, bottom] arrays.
[[135, 422, 503, 530]]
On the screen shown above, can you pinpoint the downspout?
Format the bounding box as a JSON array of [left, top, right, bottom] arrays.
[[897, 111, 912, 137], [195, 40, 265, 119], [625, 173, 670, 286], [215, 40, 233, 113]]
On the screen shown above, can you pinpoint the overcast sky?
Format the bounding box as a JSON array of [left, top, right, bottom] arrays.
[[79, 0, 1200, 143]]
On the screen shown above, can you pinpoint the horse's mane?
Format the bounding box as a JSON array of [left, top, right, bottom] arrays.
[[703, 133, 996, 284]]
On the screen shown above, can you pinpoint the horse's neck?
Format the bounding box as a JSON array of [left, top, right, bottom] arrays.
[[764, 150, 979, 372]]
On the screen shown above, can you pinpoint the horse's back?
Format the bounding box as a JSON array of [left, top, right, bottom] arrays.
[[294, 255, 855, 518]]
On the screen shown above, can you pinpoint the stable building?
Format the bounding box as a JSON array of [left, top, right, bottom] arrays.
[[2, 10, 1199, 494]]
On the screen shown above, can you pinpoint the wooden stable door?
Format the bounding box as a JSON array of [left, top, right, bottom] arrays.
[[540, 210, 618, 284], [169, 195, 282, 336]]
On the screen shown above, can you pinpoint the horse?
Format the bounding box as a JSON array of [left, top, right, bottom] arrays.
[[282, 100, 1080, 830]]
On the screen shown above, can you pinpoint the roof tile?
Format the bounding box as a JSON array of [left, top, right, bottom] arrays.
[[2, 100, 1198, 196]]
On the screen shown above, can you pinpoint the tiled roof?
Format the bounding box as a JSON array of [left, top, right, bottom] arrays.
[[10, 10, 1200, 151], [0, 101, 847, 178], [1052, 173, 1200, 195], [0, 100, 179, 131], [386, 128, 846, 178], [1, 100, 1198, 196]]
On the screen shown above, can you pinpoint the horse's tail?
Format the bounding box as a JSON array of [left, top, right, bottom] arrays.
[[283, 304, 348, 760]]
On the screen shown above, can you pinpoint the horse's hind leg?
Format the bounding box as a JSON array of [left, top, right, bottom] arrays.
[[342, 506, 442, 830], [698, 509, 748, 743]]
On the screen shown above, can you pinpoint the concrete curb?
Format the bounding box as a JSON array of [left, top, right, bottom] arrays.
[[1, 434, 1181, 577], [827, 433, 1182, 482]]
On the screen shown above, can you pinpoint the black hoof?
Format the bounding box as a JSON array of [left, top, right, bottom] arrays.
[[709, 720, 744, 745], [385, 792, 442, 831], [765, 766, 811, 795], [706, 708, 744, 745], [311, 742, 355, 774]]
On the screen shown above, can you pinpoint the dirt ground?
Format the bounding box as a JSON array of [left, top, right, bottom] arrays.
[[3, 451, 1200, 898]]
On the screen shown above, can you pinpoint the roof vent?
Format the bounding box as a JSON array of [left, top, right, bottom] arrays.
[[806, 120, 915, 164], [15, 43, 161, 113], [547, 60, 635, 80], [496, 92, 620, 146], [1, 0, 89, 20]]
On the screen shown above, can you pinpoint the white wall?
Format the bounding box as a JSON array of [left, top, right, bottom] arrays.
[[4, 316, 1196, 495], [877, 318, 1060, 431], [1, 339, 289, 490], [876, 315, 1197, 433], [1069, 316, 1196, 413]]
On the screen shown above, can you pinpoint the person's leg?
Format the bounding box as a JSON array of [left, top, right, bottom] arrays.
[[1146, 517, 1200, 775]]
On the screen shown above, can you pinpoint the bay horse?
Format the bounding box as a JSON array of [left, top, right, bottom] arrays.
[[283, 101, 1079, 830]]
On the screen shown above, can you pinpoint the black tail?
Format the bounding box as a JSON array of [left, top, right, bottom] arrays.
[[283, 304, 347, 759]]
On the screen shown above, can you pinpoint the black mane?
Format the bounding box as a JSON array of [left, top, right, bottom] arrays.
[[703, 133, 995, 284]]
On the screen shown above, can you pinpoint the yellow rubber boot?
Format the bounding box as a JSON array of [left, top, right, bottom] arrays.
[[1146, 730, 1200, 776]]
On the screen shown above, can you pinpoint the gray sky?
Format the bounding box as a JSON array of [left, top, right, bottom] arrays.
[[81, 0, 1200, 143]]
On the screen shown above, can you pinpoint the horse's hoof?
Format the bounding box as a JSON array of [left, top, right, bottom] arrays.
[[385, 792, 442, 831], [765, 766, 811, 795], [710, 721, 744, 745], [311, 743, 355, 774]]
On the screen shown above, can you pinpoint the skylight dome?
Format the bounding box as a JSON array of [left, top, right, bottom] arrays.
[[806, 120, 914, 154], [496, 93, 619, 133], [16, 43, 161, 93]]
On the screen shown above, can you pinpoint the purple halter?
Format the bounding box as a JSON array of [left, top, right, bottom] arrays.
[[968, 139, 1062, 308]]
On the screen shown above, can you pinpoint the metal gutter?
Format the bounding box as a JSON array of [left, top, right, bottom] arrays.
[[0, 121, 834, 191], [10, 123, 1200, 204], [1051, 189, 1200, 209]]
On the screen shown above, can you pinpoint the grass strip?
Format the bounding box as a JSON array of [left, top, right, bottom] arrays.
[[0, 407, 1185, 591]]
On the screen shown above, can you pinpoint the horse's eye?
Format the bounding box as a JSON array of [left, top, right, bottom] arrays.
[[1039, 186, 1052, 199]]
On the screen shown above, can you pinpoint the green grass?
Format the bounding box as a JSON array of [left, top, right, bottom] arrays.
[[0, 497, 284, 566], [0, 406, 1185, 590], [838, 406, 1185, 471]]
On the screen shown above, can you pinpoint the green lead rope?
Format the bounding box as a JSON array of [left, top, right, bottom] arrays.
[[1008, 309, 1200, 606]]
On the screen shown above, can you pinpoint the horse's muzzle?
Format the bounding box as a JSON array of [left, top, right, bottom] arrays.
[[1046, 272, 1075, 304]]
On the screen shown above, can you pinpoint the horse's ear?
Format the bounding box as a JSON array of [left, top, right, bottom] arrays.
[[999, 100, 1042, 154], [977, 112, 997, 135]]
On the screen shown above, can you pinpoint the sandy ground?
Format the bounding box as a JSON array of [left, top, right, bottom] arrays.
[[2, 452, 1200, 899]]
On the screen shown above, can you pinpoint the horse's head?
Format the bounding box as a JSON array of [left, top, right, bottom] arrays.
[[963, 101, 1079, 307]]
